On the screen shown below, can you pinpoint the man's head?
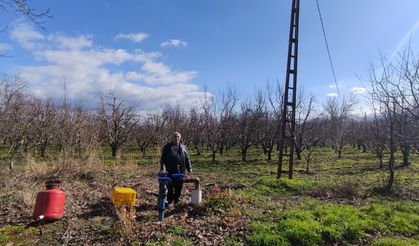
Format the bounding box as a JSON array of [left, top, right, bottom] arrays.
[[172, 132, 181, 145]]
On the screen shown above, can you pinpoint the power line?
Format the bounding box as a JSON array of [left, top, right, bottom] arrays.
[[315, 0, 340, 97]]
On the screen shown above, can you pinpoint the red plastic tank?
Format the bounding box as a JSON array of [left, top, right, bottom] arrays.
[[33, 177, 65, 221]]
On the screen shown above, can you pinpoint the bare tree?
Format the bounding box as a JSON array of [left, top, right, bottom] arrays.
[[1, 0, 51, 56], [0, 76, 40, 169], [395, 102, 414, 166], [368, 50, 419, 173], [372, 50, 419, 120], [98, 93, 138, 158], [324, 96, 355, 159], [258, 82, 283, 161], [368, 111, 386, 168], [233, 97, 263, 162], [295, 91, 316, 160], [258, 106, 279, 161], [202, 96, 219, 162], [187, 107, 204, 155], [32, 98, 57, 157], [368, 55, 409, 191], [54, 102, 71, 154], [160, 104, 188, 143], [216, 87, 238, 155], [383, 100, 397, 191], [69, 105, 98, 158], [0, 0, 50, 29], [134, 112, 168, 158], [301, 117, 321, 173]]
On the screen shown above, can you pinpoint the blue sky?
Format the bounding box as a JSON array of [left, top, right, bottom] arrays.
[[1, 0, 419, 112]]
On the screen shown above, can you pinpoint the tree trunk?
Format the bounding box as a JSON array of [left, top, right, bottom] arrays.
[[375, 146, 384, 168], [401, 145, 410, 166], [111, 144, 118, 158], [267, 150, 272, 161], [306, 159, 310, 173], [212, 150, 216, 163], [296, 145, 302, 160], [379, 155, 383, 169], [142, 148, 146, 158], [195, 145, 201, 156], [261, 144, 268, 155], [219, 146, 224, 155], [241, 146, 248, 162], [386, 116, 395, 192], [386, 153, 395, 191], [268, 144, 274, 162]]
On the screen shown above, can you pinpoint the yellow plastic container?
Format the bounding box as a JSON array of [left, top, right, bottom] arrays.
[[112, 187, 136, 207]]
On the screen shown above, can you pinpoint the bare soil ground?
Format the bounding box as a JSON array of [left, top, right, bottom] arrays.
[[0, 157, 248, 245]]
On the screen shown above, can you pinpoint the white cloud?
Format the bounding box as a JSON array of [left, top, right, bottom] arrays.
[[115, 32, 149, 42], [142, 62, 170, 74], [350, 87, 367, 94], [327, 93, 338, 97], [161, 39, 188, 48], [48, 34, 93, 50], [10, 22, 45, 49], [11, 24, 206, 111], [125, 71, 144, 81], [0, 43, 13, 52], [141, 62, 197, 84]]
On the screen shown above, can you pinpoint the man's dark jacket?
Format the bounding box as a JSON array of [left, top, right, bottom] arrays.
[[160, 143, 192, 174]]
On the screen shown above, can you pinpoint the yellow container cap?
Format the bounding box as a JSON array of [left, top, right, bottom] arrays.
[[112, 187, 136, 207], [113, 187, 136, 193]]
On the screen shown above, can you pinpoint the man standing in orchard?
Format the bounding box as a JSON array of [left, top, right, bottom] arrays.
[[159, 132, 192, 206]]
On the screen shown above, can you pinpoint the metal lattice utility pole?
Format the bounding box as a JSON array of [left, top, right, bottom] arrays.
[[277, 0, 300, 179]]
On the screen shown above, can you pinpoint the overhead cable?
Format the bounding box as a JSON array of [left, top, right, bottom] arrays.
[[315, 0, 340, 97]]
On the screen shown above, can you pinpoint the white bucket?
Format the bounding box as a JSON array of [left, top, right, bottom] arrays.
[[191, 189, 202, 204]]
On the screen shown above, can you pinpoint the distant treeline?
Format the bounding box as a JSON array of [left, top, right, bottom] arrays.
[[1, 51, 418, 191]]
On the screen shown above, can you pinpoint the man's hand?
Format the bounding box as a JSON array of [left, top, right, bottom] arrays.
[[159, 169, 167, 175], [186, 171, 192, 178]]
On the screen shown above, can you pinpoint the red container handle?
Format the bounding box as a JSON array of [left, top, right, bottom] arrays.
[[45, 179, 61, 190]]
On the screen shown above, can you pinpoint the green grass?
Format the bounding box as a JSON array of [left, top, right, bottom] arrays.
[[171, 238, 194, 246], [66, 144, 419, 245], [247, 200, 419, 245], [252, 176, 314, 196], [1, 143, 418, 245], [223, 236, 241, 246], [371, 237, 419, 246], [247, 222, 286, 246], [0, 225, 39, 246], [202, 190, 234, 214], [166, 226, 186, 236]]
